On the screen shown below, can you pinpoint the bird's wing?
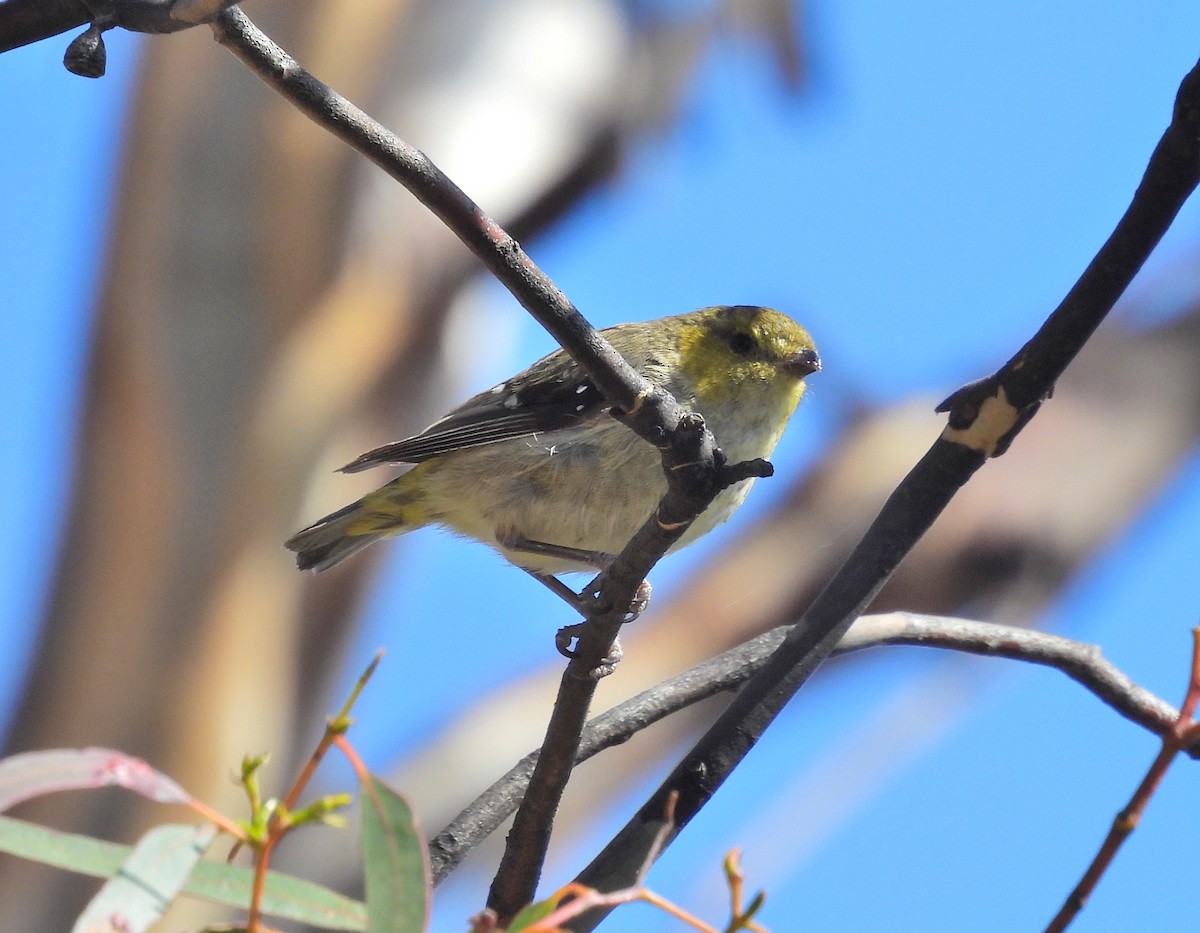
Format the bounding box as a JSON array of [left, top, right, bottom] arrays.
[[340, 352, 611, 472]]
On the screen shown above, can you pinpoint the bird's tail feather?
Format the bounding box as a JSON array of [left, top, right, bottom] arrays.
[[285, 500, 380, 572]]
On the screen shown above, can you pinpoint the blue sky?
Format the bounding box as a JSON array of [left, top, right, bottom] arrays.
[[4, 3, 1200, 932], [0, 28, 140, 729]]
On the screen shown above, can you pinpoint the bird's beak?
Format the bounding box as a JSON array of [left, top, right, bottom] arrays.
[[784, 347, 821, 378]]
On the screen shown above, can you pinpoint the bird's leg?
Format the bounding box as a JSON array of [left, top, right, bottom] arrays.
[[497, 531, 617, 577], [522, 569, 588, 611], [502, 532, 652, 619], [500, 531, 653, 668]]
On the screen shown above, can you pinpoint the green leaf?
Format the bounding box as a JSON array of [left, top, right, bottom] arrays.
[[0, 815, 367, 930], [506, 897, 560, 931], [73, 823, 215, 932], [197, 855, 368, 931], [360, 775, 430, 933]]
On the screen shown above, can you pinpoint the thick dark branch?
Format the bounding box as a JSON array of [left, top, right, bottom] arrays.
[[566, 440, 983, 930], [1001, 63, 1200, 411], [565, 56, 1200, 930], [0, 0, 86, 53], [428, 612, 1194, 884], [209, 8, 758, 919], [937, 61, 1200, 455], [0, 0, 238, 55]]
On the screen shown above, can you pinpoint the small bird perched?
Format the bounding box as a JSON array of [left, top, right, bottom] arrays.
[[286, 305, 820, 590]]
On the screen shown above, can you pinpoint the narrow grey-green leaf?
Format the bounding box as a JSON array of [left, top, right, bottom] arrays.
[[196, 856, 368, 930], [0, 814, 126, 878], [0, 815, 367, 930], [361, 775, 430, 933], [73, 823, 215, 933]]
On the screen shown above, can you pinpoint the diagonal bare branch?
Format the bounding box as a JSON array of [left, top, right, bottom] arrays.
[[564, 54, 1200, 931]]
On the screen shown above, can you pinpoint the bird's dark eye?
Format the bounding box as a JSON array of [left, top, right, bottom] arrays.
[[728, 331, 755, 355]]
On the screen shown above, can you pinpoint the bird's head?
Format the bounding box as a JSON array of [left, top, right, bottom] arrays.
[[675, 305, 820, 407]]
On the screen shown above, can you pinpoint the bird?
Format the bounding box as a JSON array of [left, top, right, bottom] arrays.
[[285, 305, 820, 596]]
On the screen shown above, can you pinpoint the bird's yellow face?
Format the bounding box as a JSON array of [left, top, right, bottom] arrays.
[[675, 305, 820, 410]]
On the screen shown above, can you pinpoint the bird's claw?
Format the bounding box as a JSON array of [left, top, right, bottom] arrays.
[[555, 624, 624, 677], [555, 621, 586, 658], [625, 580, 652, 622]]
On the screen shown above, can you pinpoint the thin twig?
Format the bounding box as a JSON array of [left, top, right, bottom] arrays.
[[1044, 627, 1200, 932], [281, 650, 382, 813], [244, 652, 380, 932], [525, 792, 725, 933], [428, 612, 1197, 883]]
